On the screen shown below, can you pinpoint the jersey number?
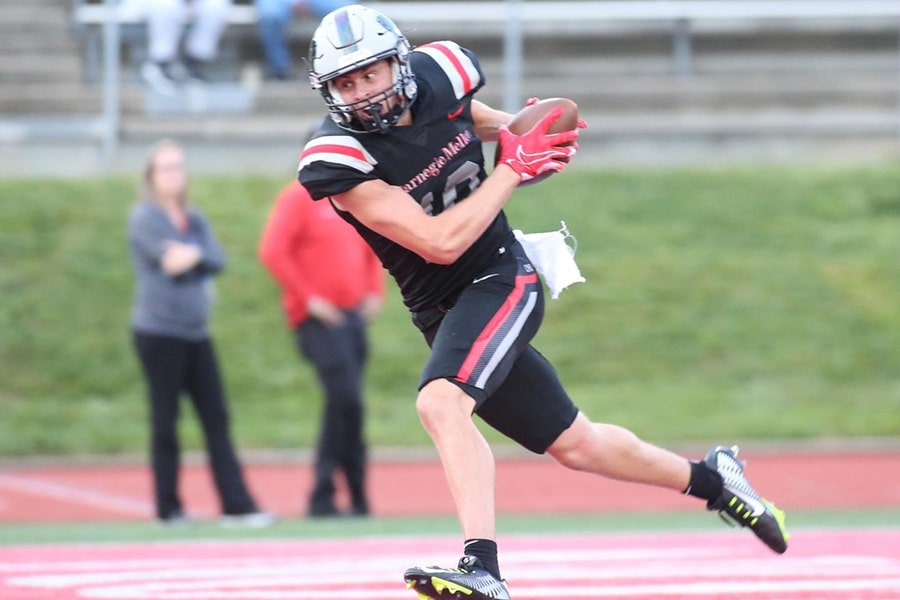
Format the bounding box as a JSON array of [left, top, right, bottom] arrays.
[[420, 161, 481, 215]]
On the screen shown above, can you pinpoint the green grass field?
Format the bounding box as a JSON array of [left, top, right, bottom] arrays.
[[1, 508, 896, 547], [2, 163, 900, 458]]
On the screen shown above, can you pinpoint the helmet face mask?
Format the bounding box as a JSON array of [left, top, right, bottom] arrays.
[[308, 5, 417, 134]]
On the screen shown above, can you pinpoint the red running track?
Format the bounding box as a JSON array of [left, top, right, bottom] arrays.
[[0, 450, 898, 523]]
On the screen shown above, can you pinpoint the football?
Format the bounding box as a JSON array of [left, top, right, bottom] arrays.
[[495, 97, 579, 187]]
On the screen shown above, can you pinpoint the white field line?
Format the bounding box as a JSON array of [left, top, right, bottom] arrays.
[[0, 473, 152, 517]]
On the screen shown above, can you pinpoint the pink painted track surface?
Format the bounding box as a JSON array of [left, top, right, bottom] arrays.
[[0, 529, 899, 599]]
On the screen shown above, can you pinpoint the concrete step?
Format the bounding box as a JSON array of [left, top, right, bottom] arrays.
[[107, 107, 900, 144], [0, 4, 70, 29], [0, 0, 67, 7], [521, 50, 900, 78], [5, 68, 897, 115], [4, 120, 899, 178], [0, 83, 106, 114], [0, 54, 83, 83], [252, 72, 899, 113], [0, 30, 80, 53]]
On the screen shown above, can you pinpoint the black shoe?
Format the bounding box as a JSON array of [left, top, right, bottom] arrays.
[[404, 555, 509, 600], [182, 56, 209, 83], [307, 502, 342, 519], [704, 445, 790, 554], [350, 496, 370, 517]]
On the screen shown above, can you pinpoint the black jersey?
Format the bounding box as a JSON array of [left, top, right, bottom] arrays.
[[298, 41, 514, 313]]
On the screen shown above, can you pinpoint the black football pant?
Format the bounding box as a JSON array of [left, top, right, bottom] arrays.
[[132, 332, 257, 519], [296, 310, 369, 513]]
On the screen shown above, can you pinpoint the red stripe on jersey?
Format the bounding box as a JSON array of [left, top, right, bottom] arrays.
[[457, 272, 538, 382], [420, 42, 473, 95], [301, 143, 368, 163]]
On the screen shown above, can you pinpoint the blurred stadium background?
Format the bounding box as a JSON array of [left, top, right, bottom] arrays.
[[4, 0, 900, 176]]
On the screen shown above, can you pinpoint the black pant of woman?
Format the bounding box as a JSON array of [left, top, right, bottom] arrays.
[[296, 310, 369, 516], [133, 332, 259, 520]]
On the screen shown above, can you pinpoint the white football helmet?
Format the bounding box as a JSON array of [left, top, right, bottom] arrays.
[[308, 4, 417, 133]]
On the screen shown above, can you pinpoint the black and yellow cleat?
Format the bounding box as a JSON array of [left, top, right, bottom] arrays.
[[704, 445, 790, 554], [404, 555, 510, 600]]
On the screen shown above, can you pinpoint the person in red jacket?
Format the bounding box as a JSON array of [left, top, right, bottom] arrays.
[[259, 179, 385, 517]]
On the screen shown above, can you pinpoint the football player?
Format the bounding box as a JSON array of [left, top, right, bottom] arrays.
[[299, 6, 789, 599]]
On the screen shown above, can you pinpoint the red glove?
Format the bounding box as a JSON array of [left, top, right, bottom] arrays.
[[497, 107, 580, 183]]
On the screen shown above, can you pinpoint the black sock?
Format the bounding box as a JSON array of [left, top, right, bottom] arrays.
[[684, 459, 723, 503], [463, 538, 501, 579]]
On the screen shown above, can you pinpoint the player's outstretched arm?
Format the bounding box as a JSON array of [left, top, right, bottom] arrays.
[[471, 99, 515, 142], [332, 169, 518, 265], [331, 110, 578, 265]]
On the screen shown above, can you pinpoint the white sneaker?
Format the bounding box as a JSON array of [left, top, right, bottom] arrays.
[[219, 510, 276, 529], [158, 510, 194, 527], [141, 61, 180, 96]]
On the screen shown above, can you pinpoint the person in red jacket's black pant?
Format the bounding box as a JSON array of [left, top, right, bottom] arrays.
[[259, 179, 385, 517]]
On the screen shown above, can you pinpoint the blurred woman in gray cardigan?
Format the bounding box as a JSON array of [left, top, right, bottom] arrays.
[[128, 139, 273, 527]]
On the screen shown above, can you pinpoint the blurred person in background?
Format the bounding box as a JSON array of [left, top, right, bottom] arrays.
[[128, 138, 274, 528], [259, 179, 384, 517], [122, 0, 233, 94], [254, 0, 353, 80]]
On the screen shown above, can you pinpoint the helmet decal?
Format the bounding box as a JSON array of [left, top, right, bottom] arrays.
[[333, 9, 358, 52]]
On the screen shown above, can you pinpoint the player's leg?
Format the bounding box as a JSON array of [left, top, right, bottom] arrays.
[[405, 246, 539, 600], [414, 243, 543, 534], [547, 414, 692, 490], [415, 243, 544, 540], [409, 388, 508, 600], [416, 378, 496, 540], [407, 381, 507, 600], [481, 344, 789, 555], [548, 418, 788, 552]]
